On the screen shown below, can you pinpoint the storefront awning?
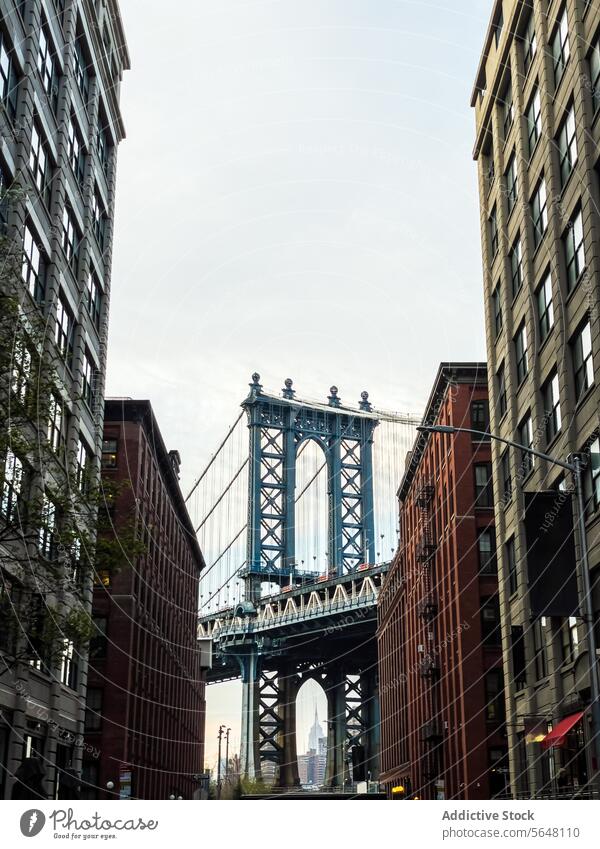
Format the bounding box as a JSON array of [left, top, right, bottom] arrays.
[[541, 711, 585, 749]]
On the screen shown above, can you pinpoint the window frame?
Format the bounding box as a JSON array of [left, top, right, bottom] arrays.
[[572, 321, 594, 401], [536, 272, 554, 342]]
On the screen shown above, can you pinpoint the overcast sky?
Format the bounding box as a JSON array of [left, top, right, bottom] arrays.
[[108, 0, 491, 769]]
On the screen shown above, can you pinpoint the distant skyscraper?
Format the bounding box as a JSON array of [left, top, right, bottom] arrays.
[[308, 706, 326, 752]]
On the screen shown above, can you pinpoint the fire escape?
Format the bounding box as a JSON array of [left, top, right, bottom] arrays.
[[415, 476, 442, 790]]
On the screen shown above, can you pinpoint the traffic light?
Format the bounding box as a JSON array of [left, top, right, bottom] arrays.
[[391, 784, 406, 799]]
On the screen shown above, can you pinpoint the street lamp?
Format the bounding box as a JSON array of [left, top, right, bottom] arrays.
[[225, 728, 231, 786], [417, 423, 600, 789], [217, 724, 226, 799]]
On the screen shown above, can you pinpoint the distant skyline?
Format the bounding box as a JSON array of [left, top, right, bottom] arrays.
[[108, 0, 490, 767]]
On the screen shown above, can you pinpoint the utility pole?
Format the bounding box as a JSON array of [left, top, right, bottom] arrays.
[[217, 725, 225, 799], [225, 728, 231, 786]]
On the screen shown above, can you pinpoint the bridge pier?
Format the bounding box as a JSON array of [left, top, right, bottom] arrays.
[[274, 668, 300, 789], [325, 667, 348, 788], [237, 647, 261, 781], [361, 668, 380, 781]]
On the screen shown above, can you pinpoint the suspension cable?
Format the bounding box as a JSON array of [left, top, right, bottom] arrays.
[[194, 458, 249, 533], [184, 410, 245, 503]]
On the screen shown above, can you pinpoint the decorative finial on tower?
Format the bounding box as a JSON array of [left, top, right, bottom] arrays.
[[359, 390, 372, 412], [250, 372, 262, 395], [328, 386, 341, 407], [282, 378, 295, 400]]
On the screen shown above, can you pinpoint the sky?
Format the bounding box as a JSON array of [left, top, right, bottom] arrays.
[[107, 0, 492, 768]]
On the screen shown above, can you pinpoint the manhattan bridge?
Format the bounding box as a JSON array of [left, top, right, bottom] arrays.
[[187, 374, 418, 790]]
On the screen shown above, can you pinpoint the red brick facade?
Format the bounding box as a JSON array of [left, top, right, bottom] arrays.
[[83, 400, 205, 799], [378, 364, 508, 799]]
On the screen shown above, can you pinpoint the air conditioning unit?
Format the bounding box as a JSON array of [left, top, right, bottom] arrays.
[[417, 644, 424, 653]]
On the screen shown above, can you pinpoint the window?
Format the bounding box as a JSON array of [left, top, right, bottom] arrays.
[[562, 617, 579, 664], [82, 350, 96, 409], [537, 273, 554, 341], [506, 536, 517, 595], [55, 293, 74, 368], [502, 78, 514, 139], [501, 449, 512, 504], [22, 224, 46, 303], [522, 13, 537, 75], [475, 463, 493, 508], [67, 116, 85, 185], [564, 210, 585, 291], [532, 618, 547, 680], [531, 178, 548, 249], [583, 436, 600, 515], [543, 371, 561, 444], [481, 595, 501, 645], [0, 162, 9, 232], [91, 190, 107, 251], [471, 400, 490, 437], [10, 338, 31, 403], [0, 30, 19, 120], [39, 493, 56, 558], [557, 105, 577, 186], [485, 143, 495, 191], [62, 206, 79, 273], [76, 437, 92, 494], [60, 639, 78, 689], [551, 9, 570, 88], [84, 688, 102, 731], [572, 321, 594, 400], [589, 33, 600, 114], [101, 438, 117, 469], [492, 286, 502, 337], [37, 24, 59, 112], [526, 88, 542, 156], [493, 8, 503, 46], [73, 37, 90, 104], [47, 394, 65, 452], [489, 205, 499, 257], [1, 449, 23, 521], [497, 363, 507, 418], [29, 122, 52, 208], [518, 413, 534, 476], [89, 617, 108, 659], [86, 271, 102, 329], [505, 154, 518, 215], [484, 669, 505, 722], [509, 237, 523, 298], [478, 527, 496, 574], [97, 122, 111, 174], [515, 322, 528, 384]]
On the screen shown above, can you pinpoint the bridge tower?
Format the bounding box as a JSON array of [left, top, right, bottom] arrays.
[[233, 375, 380, 788], [243, 372, 378, 601]]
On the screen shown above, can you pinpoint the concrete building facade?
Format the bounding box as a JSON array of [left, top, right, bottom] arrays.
[[0, 0, 128, 798], [472, 0, 600, 797], [83, 399, 207, 800], [378, 364, 509, 800]]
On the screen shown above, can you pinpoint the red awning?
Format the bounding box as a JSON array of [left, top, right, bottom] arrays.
[[541, 711, 585, 749]]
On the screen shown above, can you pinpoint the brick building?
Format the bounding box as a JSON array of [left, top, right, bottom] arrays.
[[0, 0, 128, 798], [378, 364, 508, 799], [82, 399, 206, 799], [472, 0, 600, 798]]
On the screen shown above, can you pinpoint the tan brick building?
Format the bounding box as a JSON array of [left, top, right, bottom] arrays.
[[472, 0, 600, 797]]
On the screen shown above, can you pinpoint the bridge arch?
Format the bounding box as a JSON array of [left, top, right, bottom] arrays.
[[294, 437, 329, 575], [295, 677, 328, 790]]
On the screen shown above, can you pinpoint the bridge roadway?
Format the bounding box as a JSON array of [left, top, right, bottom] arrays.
[[197, 564, 389, 788]]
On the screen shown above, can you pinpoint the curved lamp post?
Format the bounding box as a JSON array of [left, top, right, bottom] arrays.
[[417, 423, 600, 791]]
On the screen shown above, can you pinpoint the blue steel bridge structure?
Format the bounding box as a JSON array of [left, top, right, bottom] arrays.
[[188, 374, 418, 789]]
